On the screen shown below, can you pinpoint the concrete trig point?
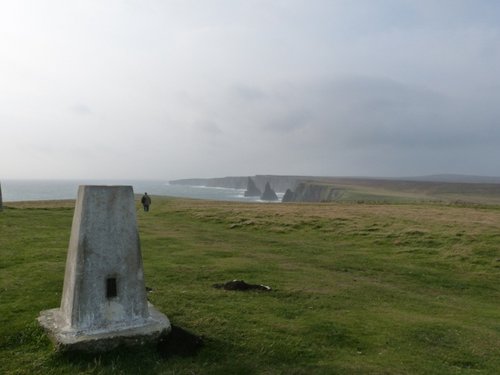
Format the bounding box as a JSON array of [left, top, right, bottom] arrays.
[[38, 186, 170, 351]]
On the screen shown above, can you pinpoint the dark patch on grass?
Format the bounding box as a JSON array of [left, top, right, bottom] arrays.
[[449, 359, 482, 369], [407, 323, 459, 349], [207, 250, 235, 258], [308, 321, 360, 348], [213, 279, 272, 291]]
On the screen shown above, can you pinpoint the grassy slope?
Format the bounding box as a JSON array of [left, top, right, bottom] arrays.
[[305, 178, 500, 204], [1, 198, 500, 374]]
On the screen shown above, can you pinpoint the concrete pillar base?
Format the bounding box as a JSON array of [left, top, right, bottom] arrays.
[[38, 303, 171, 352]]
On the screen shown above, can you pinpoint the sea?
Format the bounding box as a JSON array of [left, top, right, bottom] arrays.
[[1, 180, 283, 203]]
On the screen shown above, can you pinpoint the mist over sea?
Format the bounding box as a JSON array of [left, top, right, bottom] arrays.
[[1, 180, 281, 203]]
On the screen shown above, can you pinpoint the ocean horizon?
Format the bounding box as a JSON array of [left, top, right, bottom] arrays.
[[1, 179, 282, 203]]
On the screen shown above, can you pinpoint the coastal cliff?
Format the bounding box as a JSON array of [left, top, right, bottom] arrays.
[[169, 175, 500, 204], [170, 177, 249, 189], [283, 182, 342, 202], [169, 175, 342, 202], [170, 175, 307, 193]]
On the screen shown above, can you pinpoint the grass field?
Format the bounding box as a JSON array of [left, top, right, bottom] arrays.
[[1, 197, 500, 374], [315, 178, 500, 205]]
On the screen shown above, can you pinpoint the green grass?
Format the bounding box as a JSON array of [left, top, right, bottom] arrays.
[[314, 178, 500, 205], [1, 198, 500, 374]]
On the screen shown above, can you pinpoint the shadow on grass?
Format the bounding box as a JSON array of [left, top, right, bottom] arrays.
[[8, 321, 271, 374], [48, 326, 270, 374], [157, 324, 204, 358], [45, 324, 204, 374]]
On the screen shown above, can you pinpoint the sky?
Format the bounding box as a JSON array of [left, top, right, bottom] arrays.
[[1, 0, 500, 180]]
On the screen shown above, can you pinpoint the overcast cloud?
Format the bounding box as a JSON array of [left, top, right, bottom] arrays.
[[2, 0, 500, 179]]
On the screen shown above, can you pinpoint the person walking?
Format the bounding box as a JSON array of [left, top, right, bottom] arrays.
[[141, 192, 152, 212]]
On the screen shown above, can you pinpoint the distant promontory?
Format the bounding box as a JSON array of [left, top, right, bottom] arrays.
[[170, 174, 500, 204]]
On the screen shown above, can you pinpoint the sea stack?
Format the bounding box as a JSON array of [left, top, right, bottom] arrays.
[[281, 188, 296, 203], [244, 177, 261, 197], [260, 182, 279, 201]]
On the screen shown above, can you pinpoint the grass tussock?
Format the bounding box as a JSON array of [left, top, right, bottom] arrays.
[[1, 197, 500, 374]]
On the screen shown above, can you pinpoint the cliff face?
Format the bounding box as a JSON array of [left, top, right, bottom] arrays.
[[203, 177, 249, 189], [170, 177, 249, 189], [169, 178, 213, 187], [283, 182, 342, 202], [252, 176, 304, 193]]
